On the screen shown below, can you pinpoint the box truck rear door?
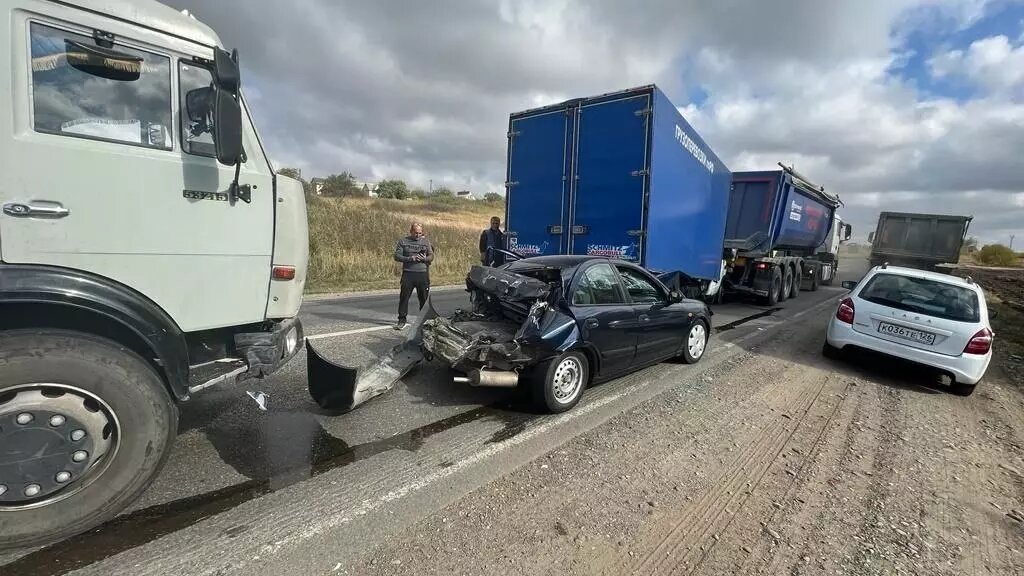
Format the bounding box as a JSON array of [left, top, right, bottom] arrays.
[[506, 109, 573, 257], [569, 93, 650, 262]]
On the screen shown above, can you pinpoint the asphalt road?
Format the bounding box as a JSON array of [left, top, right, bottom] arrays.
[[1, 260, 870, 576]]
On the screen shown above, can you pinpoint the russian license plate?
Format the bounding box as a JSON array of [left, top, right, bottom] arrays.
[[878, 322, 935, 345]]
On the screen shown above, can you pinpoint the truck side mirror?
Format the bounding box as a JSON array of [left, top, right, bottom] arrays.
[[844, 224, 853, 240], [867, 232, 875, 243], [213, 48, 240, 92], [213, 85, 243, 166]]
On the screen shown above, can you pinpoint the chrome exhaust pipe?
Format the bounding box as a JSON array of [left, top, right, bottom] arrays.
[[452, 369, 519, 388]]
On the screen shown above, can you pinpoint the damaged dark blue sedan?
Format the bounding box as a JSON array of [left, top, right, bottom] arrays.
[[421, 256, 713, 413]]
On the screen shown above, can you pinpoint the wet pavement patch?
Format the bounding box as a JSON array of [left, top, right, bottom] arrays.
[[713, 308, 782, 332], [4, 404, 532, 576]]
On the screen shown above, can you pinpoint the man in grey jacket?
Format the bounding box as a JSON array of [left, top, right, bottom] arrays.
[[393, 222, 434, 329]]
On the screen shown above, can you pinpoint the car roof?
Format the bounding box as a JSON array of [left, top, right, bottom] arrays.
[[508, 255, 635, 270], [867, 266, 981, 291]]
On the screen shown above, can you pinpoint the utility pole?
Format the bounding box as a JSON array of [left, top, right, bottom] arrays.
[[429, 179, 433, 194], [1011, 234, 1016, 250]]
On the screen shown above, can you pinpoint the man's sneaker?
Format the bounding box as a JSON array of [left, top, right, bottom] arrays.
[[394, 321, 407, 330]]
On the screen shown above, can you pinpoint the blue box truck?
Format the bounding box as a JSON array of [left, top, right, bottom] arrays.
[[504, 85, 731, 296], [504, 85, 851, 304], [724, 165, 852, 305]]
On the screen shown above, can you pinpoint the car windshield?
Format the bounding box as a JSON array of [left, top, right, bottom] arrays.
[[859, 273, 979, 322]]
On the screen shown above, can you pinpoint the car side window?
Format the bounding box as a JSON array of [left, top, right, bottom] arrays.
[[29, 22, 172, 150], [616, 266, 666, 305], [179, 61, 217, 157], [573, 264, 626, 306]]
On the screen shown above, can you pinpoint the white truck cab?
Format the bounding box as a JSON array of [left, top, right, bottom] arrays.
[[0, 0, 308, 548]]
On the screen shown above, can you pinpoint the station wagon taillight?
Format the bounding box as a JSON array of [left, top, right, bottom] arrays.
[[963, 328, 994, 355], [836, 297, 855, 325]]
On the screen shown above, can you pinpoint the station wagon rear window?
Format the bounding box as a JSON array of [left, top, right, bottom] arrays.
[[859, 273, 980, 323], [29, 23, 172, 150]]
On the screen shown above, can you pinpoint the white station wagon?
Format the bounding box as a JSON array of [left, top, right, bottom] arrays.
[[824, 265, 995, 395]]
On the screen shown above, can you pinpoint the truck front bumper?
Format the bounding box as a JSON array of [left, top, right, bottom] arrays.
[[235, 317, 305, 379]]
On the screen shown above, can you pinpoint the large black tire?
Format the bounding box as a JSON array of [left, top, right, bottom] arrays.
[[680, 321, 709, 364], [765, 267, 783, 306], [789, 263, 801, 298], [0, 330, 178, 549], [531, 350, 589, 414], [810, 270, 819, 291], [781, 265, 794, 300]]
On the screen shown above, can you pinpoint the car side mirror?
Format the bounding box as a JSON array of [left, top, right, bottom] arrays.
[[669, 290, 683, 303], [213, 85, 243, 166], [841, 281, 857, 291]]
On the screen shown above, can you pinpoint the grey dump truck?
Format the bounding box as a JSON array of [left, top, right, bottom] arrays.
[[867, 212, 973, 271]]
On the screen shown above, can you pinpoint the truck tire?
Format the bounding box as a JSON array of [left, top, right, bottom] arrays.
[[790, 263, 801, 298], [781, 266, 794, 300], [531, 350, 588, 414], [0, 329, 178, 549], [765, 267, 783, 306]]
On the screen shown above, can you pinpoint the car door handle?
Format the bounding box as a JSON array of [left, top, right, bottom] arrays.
[[584, 318, 600, 328], [639, 314, 650, 323], [3, 201, 70, 219]]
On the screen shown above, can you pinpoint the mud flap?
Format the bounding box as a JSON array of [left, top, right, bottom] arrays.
[[306, 297, 440, 412]]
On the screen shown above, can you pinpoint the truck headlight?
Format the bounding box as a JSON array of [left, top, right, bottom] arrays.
[[285, 326, 299, 356]]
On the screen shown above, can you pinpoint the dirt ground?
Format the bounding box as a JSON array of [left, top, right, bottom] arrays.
[[343, 302, 1024, 575], [954, 265, 1024, 390]]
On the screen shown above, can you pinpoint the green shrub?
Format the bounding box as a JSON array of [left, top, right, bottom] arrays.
[[976, 244, 1017, 267]]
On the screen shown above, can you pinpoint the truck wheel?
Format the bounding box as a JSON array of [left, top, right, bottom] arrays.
[[809, 270, 819, 291], [0, 330, 177, 549], [531, 351, 588, 414], [790, 264, 801, 298], [781, 266, 794, 300], [765, 268, 783, 306]]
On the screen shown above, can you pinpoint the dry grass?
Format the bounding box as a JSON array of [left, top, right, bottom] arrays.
[[306, 195, 505, 293]]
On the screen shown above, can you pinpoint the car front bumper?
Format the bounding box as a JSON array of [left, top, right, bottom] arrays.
[[826, 318, 991, 385]]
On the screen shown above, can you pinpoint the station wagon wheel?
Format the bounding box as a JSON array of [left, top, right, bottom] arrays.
[[531, 351, 589, 414], [681, 321, 709, 364]]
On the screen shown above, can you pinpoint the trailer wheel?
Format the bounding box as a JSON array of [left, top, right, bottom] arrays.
[[810, 273, 819, 291], [789, 263, 801, 298], [781, 266, 794, 300], [765, 267, 783, 306], [531, 351, 588, 414], [0, 329, 177, 549]]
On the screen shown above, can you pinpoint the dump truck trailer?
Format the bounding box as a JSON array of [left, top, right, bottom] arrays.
[[867, 212, 972, 271], [722, 166, 851, 305]]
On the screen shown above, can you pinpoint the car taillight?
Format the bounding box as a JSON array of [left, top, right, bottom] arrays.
[[836, 297, 855, 324], [272, 265, 296, 280], [963, 327, 994, 355]]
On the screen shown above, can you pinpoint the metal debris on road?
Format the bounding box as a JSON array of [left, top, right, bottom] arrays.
[[246, 390, 269, 411]]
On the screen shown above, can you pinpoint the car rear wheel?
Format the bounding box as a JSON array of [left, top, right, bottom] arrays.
[[681, 321, 709, 364], [950, 381, 976, 396], [531, 351, 588, 414], [822, 339, 842, 360], [0, 330, 177, 549]]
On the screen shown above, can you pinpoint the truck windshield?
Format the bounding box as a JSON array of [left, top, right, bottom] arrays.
[[859, 273, 979, 323]]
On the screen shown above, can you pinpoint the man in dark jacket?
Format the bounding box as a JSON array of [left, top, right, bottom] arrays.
[[479, 216, 506, 267], [393, 222, 434, 329]]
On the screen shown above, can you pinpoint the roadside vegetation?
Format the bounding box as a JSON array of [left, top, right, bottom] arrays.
[[305, 194, 504, 293]]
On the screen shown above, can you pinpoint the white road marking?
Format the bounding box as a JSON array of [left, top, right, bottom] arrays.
[[305, 325, 394, 340], [229, 388, 631, 569]]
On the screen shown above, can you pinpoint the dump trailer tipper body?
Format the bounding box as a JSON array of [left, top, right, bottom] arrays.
[[723, 168, 846, 304], [504, 85, 731, 294], [868, 212, 972, 270]]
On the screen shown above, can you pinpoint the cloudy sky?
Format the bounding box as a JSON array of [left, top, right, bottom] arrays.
[[166, 0, 1024, 245]]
